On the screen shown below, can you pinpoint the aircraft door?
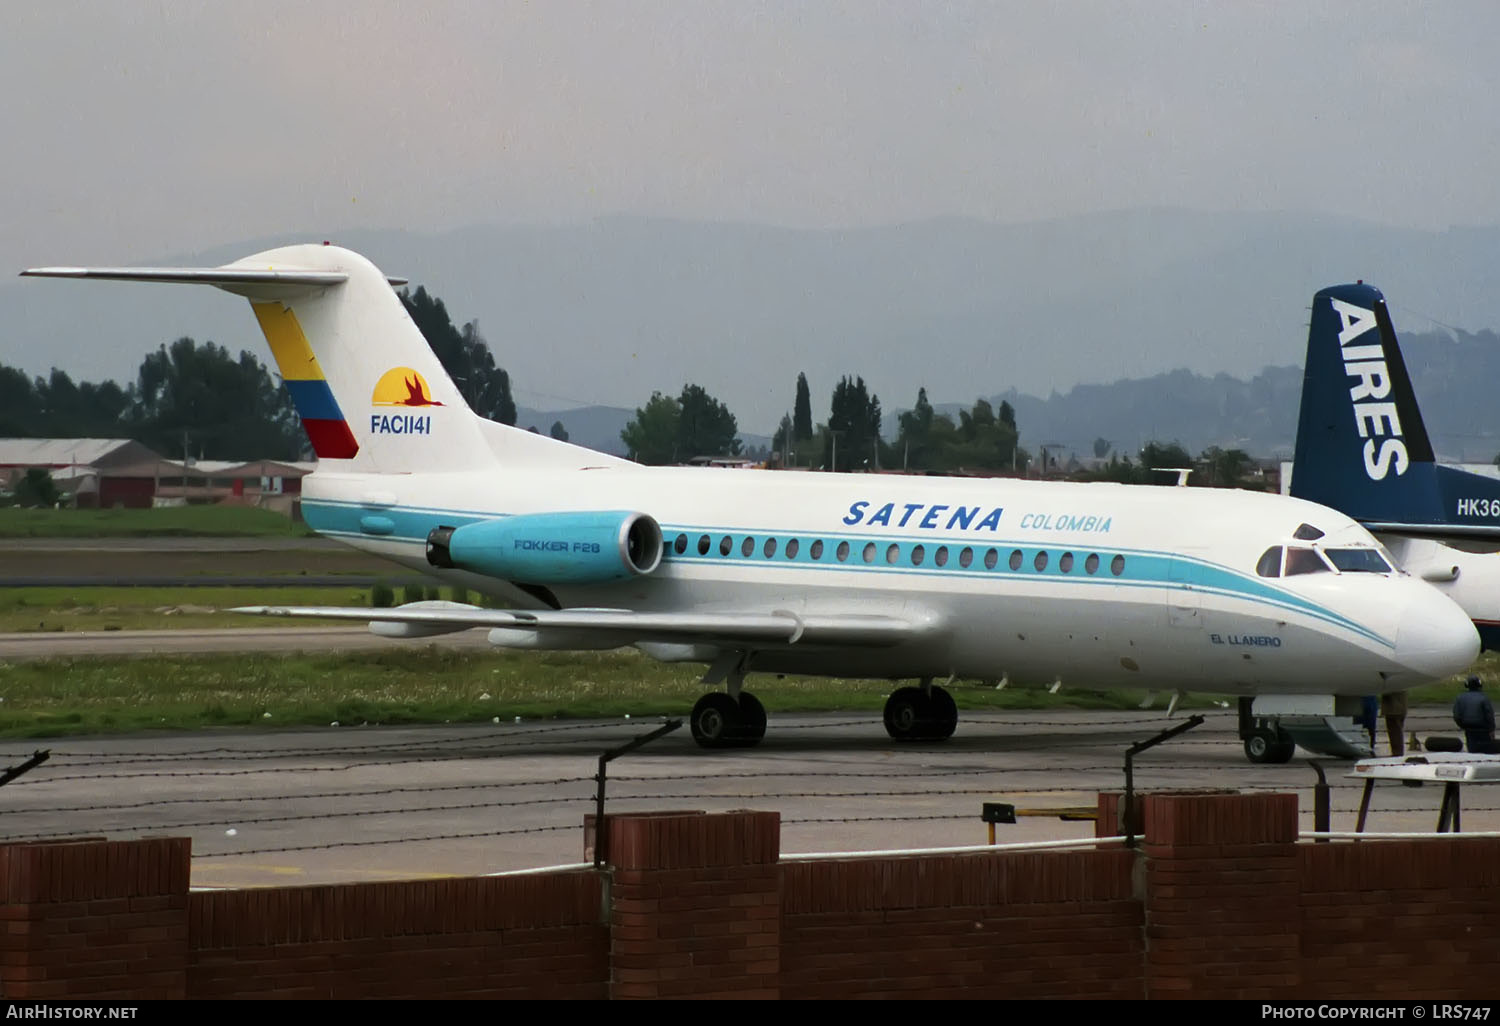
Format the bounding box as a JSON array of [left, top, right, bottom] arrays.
[[1167, 551, 1204, 628]]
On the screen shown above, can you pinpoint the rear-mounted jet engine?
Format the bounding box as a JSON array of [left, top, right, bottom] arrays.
[[425, 510, 663, 584]]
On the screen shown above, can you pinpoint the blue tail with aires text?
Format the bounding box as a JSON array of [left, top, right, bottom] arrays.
[[1291, 283, 1500, 543]]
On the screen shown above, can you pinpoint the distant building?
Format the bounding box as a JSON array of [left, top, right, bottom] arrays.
[[684, 456, 761, 469], [0, 438, 313, 511]]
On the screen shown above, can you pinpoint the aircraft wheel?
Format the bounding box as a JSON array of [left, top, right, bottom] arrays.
[[884, 687, 932, 741], [1244, 730, 1296, 764], [735, 691, 767, 745], [691, 692, 741, 749], [927, 686, 958, 740]]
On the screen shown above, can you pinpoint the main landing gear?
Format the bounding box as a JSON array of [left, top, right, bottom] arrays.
[[689, 691, 767, 749], [882, 678, 959, 742], [687, 652, 960, 750]]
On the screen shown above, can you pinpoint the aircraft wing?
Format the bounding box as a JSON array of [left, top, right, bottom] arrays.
[[232, 604, 935, 647]]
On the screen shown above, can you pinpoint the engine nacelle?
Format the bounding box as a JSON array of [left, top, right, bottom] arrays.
[[426, 510, 663, 585]]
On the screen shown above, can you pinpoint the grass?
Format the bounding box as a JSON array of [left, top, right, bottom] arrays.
[[0, 586, 381, 632], [0, 506, 315, 538], [0, 647, 1491, 739]]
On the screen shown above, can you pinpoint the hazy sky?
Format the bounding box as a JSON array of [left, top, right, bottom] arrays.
[[5, 2, 1500, 411]]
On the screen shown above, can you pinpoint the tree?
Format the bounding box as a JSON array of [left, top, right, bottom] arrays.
[[793, 372, 813, 442], [826, 376, 882, 471], [1139, 441, 1194, 478], [894, 386, 936, 470], [13, 468, 59, 508], [620, 392, 681, 465], [1200, 446, 1254, 489], [400, 287, 516, 425], [0, 367, 37, 436], [549, 421, 569, 442], [1092, 437, 1112, 459], [771, 414, 795, 463], [33, 369, 130, 438], [125, 338, 302, 460], [676, 384, 741, 460]]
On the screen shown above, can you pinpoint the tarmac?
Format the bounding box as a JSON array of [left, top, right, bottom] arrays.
[[1, 708, 1488, 890]]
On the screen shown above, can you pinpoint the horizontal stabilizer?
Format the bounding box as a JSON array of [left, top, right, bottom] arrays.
[[20, 266, 407, 294]]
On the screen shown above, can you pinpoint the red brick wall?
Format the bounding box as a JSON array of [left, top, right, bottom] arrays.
[[0, 837, 190, 999], [781, 849, 1143, 999], [189, 871, 607, 999], [8, 799, 1500, 1000], [605, 810, 782, 999], [1297, 839, 1500, 1000], [1140, 792, 1302, 999]]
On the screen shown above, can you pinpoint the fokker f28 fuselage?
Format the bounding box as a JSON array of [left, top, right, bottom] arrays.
[[21, 245, 1480, 756]]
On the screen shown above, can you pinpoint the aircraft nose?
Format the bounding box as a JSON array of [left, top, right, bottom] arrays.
[[1395, 588, 1480, 680]]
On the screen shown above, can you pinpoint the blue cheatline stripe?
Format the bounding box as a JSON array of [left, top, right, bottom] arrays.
[[299, 499, 1389, 647], [657, 532, 1385, 647], [284, 379, 345, 423]]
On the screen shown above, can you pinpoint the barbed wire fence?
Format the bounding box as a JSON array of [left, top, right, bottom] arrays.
[[0, 710, 1487, 863]]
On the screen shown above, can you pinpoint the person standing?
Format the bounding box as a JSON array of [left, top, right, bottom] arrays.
[[1452, 676, 1497, 754], [1381, 691, 1408, 757], [1358, 695, 1378, 751]]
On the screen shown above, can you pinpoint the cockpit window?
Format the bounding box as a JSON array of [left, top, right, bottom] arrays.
[[1256, 546, 1283, 578], [1293, 523, 1325, 541], [1285, 547, 1330, 576], [1325, 548, 1392, 573]]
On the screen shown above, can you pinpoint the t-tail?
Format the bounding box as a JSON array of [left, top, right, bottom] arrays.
[[22, 244, 624, 476], [1290, 283, 1500, 543]]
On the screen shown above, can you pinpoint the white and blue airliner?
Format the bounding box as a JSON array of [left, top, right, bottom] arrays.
[[22, 245, 1480, 761]]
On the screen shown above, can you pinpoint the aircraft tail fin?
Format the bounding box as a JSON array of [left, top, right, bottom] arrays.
[[1290, 283, 1443, 523], [24, 244, 622, 474]]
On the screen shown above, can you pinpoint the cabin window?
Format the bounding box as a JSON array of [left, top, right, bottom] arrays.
[[1285, 547, 1330, 576], [1111, 555, 1126, 576], [935, 546, 950, 567], [883, 543, 898, 564], [863, 542, 877, 563], [763, 538, 777, 558], [1085, 553, 1100, 575], [1009, 549, 1023, 571], [836, 541, 850, 562], [674, 534, 687, 555], [1034, 551, 1049, 572], [984, 548, 998, 570], [741, 537, 755, 557], [811, 539, 824, 560], [1293, 523, 1325, 541], [786, 539, 800, 559], [719, 536, 733, 556], [1059, 552, 1075, 573], [1325, 548, 1392, 573], [1256, 546, 1283, 578], [959, 547, 974, 568], [911, 544, 926, 566], [697, 535, 711, 555]]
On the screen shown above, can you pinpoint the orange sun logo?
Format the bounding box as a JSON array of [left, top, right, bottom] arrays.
[[372, 367, 445, 407]]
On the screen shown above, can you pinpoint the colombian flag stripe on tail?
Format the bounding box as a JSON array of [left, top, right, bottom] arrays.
[[283, 379, 343, 422], [302, 419, 360, 460], [251, 302, 360, 460]]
